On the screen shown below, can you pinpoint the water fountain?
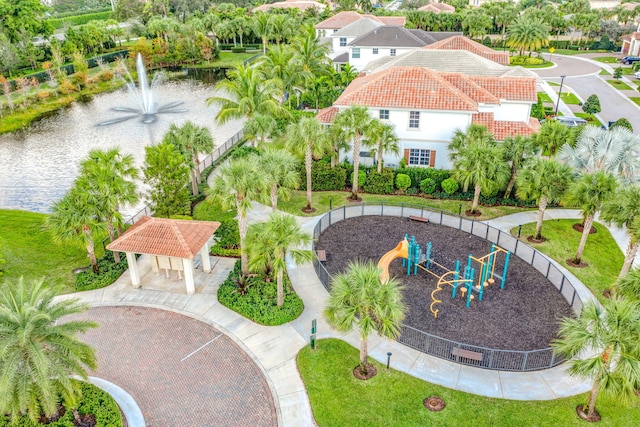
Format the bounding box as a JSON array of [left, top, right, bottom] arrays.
[[97, 53, 188, 126]]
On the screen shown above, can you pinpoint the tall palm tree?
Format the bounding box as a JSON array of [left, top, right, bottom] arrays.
[[363, 119, 399, 173], [324, 260, 407, 377], [0, 278, 98, 423], [284, 116, 331, 212], [535, 119, 576, 157], [564, 171, 618, 266], [163, 121, 214, 196], [452, 140, 510, 215], [46, 189, 106, 274], [502, 135, 537, 199], [291, 24, 331, 92], [258, 44, 299, 106], [552, 298, 640, 421], [600, 186, 640, 279], [207, 155, 267, 276], [252, 12, 273, 54], [615, 267, 640, 299], [448, 124, 494, 162], [258, 147, 301, 211], [247, 213, 313, 306], [207, 63, 284, 124], [558, 126, 640, 183], [506, 15, 550, 56], [334, 106, 374, 200], [516, 158, 575, 241], [244, 113, 276, 147]]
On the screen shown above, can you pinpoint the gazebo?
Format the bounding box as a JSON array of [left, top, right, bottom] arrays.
[[106, 216, 221, 294]]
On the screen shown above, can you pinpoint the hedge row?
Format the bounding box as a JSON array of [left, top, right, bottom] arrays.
[[210, 219, 240, 257], [46, 11, 113, 30], [75, 250, 128, 291]]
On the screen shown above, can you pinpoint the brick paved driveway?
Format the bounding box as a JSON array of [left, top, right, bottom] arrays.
[[71, 306, 278, 427]]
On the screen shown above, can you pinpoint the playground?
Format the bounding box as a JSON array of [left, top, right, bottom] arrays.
[[317, 216, 572, 351]]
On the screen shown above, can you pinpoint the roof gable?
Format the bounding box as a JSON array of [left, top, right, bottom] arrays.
[[423, 35, 510, 65], [418, 3, 455, 12], [332, 18, 384, 38], [350, 26, 430, 47], [315, 11, 406, 30]]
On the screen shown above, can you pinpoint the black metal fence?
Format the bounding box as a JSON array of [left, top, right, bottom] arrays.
[[312, 203, 587, 371]]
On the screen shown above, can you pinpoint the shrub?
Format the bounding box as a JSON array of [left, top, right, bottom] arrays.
[[350, 170, 366, 188], [231, 47, 247, 53], [420, 178, 437, 194], [441, 178, 459, 195], [613, 67, 623, 80], [230, 146, 259, 159], [211, 219, 240, 257], [611, 118, 633, 132], [582, 94, 601, 115], [217, 260, 303, 325], [395, 173, 411, 193], [75, 251, 128, 291], [405, 187, 419, 195], [363, 169, 394, 194], [298, 162, 347, 191]]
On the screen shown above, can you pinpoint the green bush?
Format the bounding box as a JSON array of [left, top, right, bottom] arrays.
[[610, 118, 633, 132], [0, 381, 122, 426], [441, 178, 459, 195], [46, 11, 112, 30], [230, 146, 259, 159], [363, 169, 394, 194], [231, 47, 247, 53], [217, 260, 304, 325], [299, 162, 347, 191], [211, 219, 240, 257], [350, 170, 366, 188], [75, 251, 128, 291], [419, 178, 437, 194], [510, 56, 544, 65], [395, 167, 449, 191], [395, 174, 411, 193]]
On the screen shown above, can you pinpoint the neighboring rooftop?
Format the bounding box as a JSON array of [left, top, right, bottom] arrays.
[[253, 0, 327, 12], [332, 18, 384, 38], [315, 11, 406, 30], [422, 35, 510, 65], [349, 26, 461, 47], [418, 2, 455, 13]]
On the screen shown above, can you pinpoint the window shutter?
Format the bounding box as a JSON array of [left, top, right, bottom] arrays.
[[404, 149, 410, 164], [429, 150, 436, 167]]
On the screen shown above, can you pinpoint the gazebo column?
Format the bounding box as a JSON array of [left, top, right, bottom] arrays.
[[200, 243, 211, 273], [182, 258, 195, 294], [126, 252, 141, 288]]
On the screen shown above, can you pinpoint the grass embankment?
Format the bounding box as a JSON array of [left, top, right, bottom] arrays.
[[606, 80, 633, 90], [0, 210, 103, 294], [298, 339, 639, 427], [510, 220, 623, 301], [277, 190, 528, 220]]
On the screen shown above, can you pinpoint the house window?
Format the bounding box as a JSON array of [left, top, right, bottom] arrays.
[[339, 37, 347, 47], [352, 48, 361, 59], [390, 49, 397, 56], [379, 109, 389, 120], [333, 29, 338, 33], [409, 111, 420, 129], [408, 149, 431, 166], [373, 48, 379, 55]]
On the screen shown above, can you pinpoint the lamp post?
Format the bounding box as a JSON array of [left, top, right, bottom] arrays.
[[554, 75, 567, 116]]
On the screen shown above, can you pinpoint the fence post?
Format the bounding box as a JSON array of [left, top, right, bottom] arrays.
[[521, 352, 529, 371]]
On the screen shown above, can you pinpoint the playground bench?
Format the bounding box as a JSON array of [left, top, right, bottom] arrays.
[[316, 250, 327, 262], [408, 215, 430, 223], [452, 348, 484, 362]]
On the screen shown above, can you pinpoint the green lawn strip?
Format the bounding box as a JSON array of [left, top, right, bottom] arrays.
[[594, 56, 621, 63], [298, 338, 639, 427], [520, 61, 554, 69], [277, 190, 527, 220], [192, 199, 237, 221], [509, 220, 623, 301], [538, 92, 553, 103], [574, 112, 602, 127], [547, 81, 560, 86], [629, 97, 640, 107], [543, 49, 609, 55], [606, 80, 633, 90], [0, 210, 105, 294], [560, 92, 580, 104], [192, 52, 257, 68], [600, 69, 611, 76]]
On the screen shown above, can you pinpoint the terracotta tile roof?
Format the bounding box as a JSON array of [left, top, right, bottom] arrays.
[[472, 113, 540, 140], [253, 1, 326, 11], [317, 106, 339, 123], [470, 76, 537, 102], [375, 16, 406, 26], [440, 73, 499, 104], [423, 35, 510, 65], [334, 66, 477, 111], [315, 11, 405, 30], [418, 3, 455, 13], [106, 216, 220, 259]]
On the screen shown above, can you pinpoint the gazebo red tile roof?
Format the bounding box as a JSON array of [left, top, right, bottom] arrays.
[[107, 217, 220, 259]]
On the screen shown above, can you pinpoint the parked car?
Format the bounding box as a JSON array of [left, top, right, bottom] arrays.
[[621, 56, 640, 65], [546, 116, 588, 127], [634, 71, 640, 79]]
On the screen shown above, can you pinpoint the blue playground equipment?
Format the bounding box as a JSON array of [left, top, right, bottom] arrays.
[[401, 234, 511, 318]]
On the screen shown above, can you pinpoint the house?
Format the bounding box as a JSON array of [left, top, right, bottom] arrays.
[[318, 50, 539, 169], [418, 2, 455, 13], [315, 11, 406, 37], [329, 18, 384, 65], [252, 0, 328, 12], [346, 26, 461, 70], [622, 31, 640, 56], [422, 34, 510, 65]]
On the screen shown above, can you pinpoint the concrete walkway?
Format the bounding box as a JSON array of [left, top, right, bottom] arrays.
[[61, 206, 636, 426]]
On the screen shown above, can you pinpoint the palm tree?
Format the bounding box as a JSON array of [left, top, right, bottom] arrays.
[[334, 106, 374, 200], [552, 298, 640, 421], [284, 116, 331, 212], [615, 268, 640, 299], [207, 155, 267, 276], [506, 15, 550, 56], [516, 158, 575, 241], [163, 121, 214, 196], [452, 140, 510, 215], [207, 63, 284, 124], [502, 135, 537, 199], [244, 113, 276, 147], [291, 24, 331, 92], [558, 126, 640, 182], [564, 171, 618, 266], [600, 186, 640, 279], [363, 119, 399, 173], [252, 12, 273, 54], [462, 8, 492, 41], [46, 189, 106, 274], [258, 147, 300, 211], [258, 44, 299, 106], [247, 213, 313, 306], [324, 260, 407, 377], [0, 278, 98, 423], [448, 124, 494, 162], [535, 119, 577, 157]]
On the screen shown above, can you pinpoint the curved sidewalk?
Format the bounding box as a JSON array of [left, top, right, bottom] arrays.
[[62, 207, 623, 427]]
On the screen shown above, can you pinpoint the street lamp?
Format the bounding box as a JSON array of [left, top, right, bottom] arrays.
[[554, 75, 567, 117]]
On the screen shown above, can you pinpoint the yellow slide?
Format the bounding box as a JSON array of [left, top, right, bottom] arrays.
[[378, 239, 409, 283]]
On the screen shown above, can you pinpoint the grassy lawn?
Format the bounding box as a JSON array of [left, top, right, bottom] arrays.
[[538, 92, 553, 103], [594, 56, 621, 63], [509, 220, 623, 300], [520, 61, 554, 69], [277, 190, 528, 220], [193, 199, 237, 221], [0, 210, 103, 294], [547, 81, 560, 86], [197, 52, 258, 68], [298, 338, 640, 427], [600, 69, 611, 76], [560, 92, 580, 104], [629, 97, 640, 107], [574, 112, 602, 127], [606, 79, 633, 90]]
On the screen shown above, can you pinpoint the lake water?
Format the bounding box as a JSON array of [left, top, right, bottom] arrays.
[[0, 80, 244, 218]]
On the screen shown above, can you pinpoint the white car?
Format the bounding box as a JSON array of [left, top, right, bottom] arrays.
[[635, 71, 640, 79]]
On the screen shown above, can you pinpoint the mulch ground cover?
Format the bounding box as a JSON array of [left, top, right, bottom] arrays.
[[317, 216, 572, 351]]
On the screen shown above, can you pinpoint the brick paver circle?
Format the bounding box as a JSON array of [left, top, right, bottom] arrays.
[[71, 306, 277, 427]]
